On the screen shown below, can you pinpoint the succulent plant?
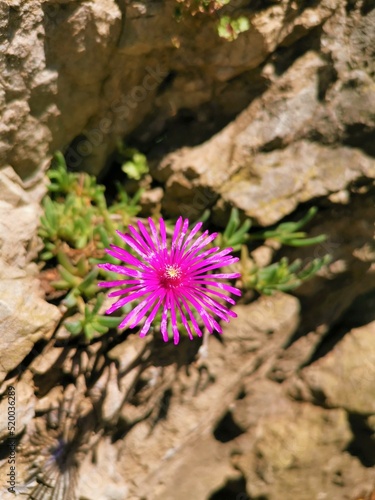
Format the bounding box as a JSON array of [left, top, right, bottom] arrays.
[[241, 246, 332, 295], [249, 207, 327, 247], [119, 146, 149, 181]]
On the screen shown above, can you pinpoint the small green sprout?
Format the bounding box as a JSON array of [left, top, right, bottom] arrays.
[[117, 143, 149, 181], [48, 152, 106, 206], [174, 1, 250, 41], [38, 152, 148, 340], [47, 151, 78, 195], [217, 15, 250, 41], [39, 154, 142, 261], [39, 194, 97, 257]]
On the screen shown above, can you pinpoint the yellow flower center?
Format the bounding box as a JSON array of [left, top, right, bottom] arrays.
[[160, 264, 183, 289], [165, 265, 181, 279]]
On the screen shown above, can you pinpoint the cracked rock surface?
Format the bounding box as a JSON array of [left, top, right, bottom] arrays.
[[0, 1, 375, 499]]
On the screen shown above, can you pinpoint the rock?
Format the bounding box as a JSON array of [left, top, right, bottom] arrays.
[[0, 261, 61, 383], [157, 50, 324, 215], [220, 141, 375, 225], [254, 404, 351, 471], [0, 167, 47, 267], [0, 0, 122, 178], [101, 362, 131, 423], [34, 385, 64, 414], [93, 0, 339, 178], [0, 202, 42, 267], [158, 45, 375, 223], [319, 5, 375, 137], [231, 381, 374, 500], [98, 292, 301, 499], [139, 186, 164, 216], [230, 379, 292, 431], [250, 244, 274, 268], [0, 0, 345, 178], [107, 334, 147, 372], [0, 166, 61, 383], [78, 438, 129, 500], [152, 6, 375, 224], [223, 293, 300, 352], [299, 321, 375, 415], [29, 345, 64, 375], [0, 166, 45, 205], [150, 434, 238, 500]]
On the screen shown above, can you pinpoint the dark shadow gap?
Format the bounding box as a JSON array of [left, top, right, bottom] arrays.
[[346, 413, 375, 467], [209, 476, 252, 500], [213, 411, 245, 443]]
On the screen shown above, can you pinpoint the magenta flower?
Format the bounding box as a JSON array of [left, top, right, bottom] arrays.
[[98, 217, 241, 344]]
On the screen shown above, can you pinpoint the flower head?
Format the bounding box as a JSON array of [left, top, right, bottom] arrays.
[[98, 217, 241, 344]]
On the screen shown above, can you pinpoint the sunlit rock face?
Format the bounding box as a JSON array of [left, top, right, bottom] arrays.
[[2, 0, 363, 181]]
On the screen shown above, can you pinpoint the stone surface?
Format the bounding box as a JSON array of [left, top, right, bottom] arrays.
[[0, 0, 122, 178], [0, 263, 61, 383], [299, 321, 375, 415], [224, 293, 300, 352], [0, 167, 47, 267], [152, 5, 375, 224], [220, 141, 375, 225], [0, 0, 345, 178], [232, 382, 373, 500], [158, 43, 375, 222], [0, 165, 61, 383]]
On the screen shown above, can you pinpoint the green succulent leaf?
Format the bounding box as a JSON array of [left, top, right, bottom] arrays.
[[97, 316, 122, 328], [83, 323, 97, 340], [65, 320, 83, 335], [218, 207, 252, 251], [249, 207, 326, 247]]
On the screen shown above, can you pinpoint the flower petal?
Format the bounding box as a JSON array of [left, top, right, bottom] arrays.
[[139, 293, 165, 337], [106, 288, 150, 314], [161, 303, 169, 342], [116, 230, 148, 257], [137, 220, 157, 253], [98, 263, 143, 278], [169, 294, 180, 345], [148, 217, 161, 248]]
